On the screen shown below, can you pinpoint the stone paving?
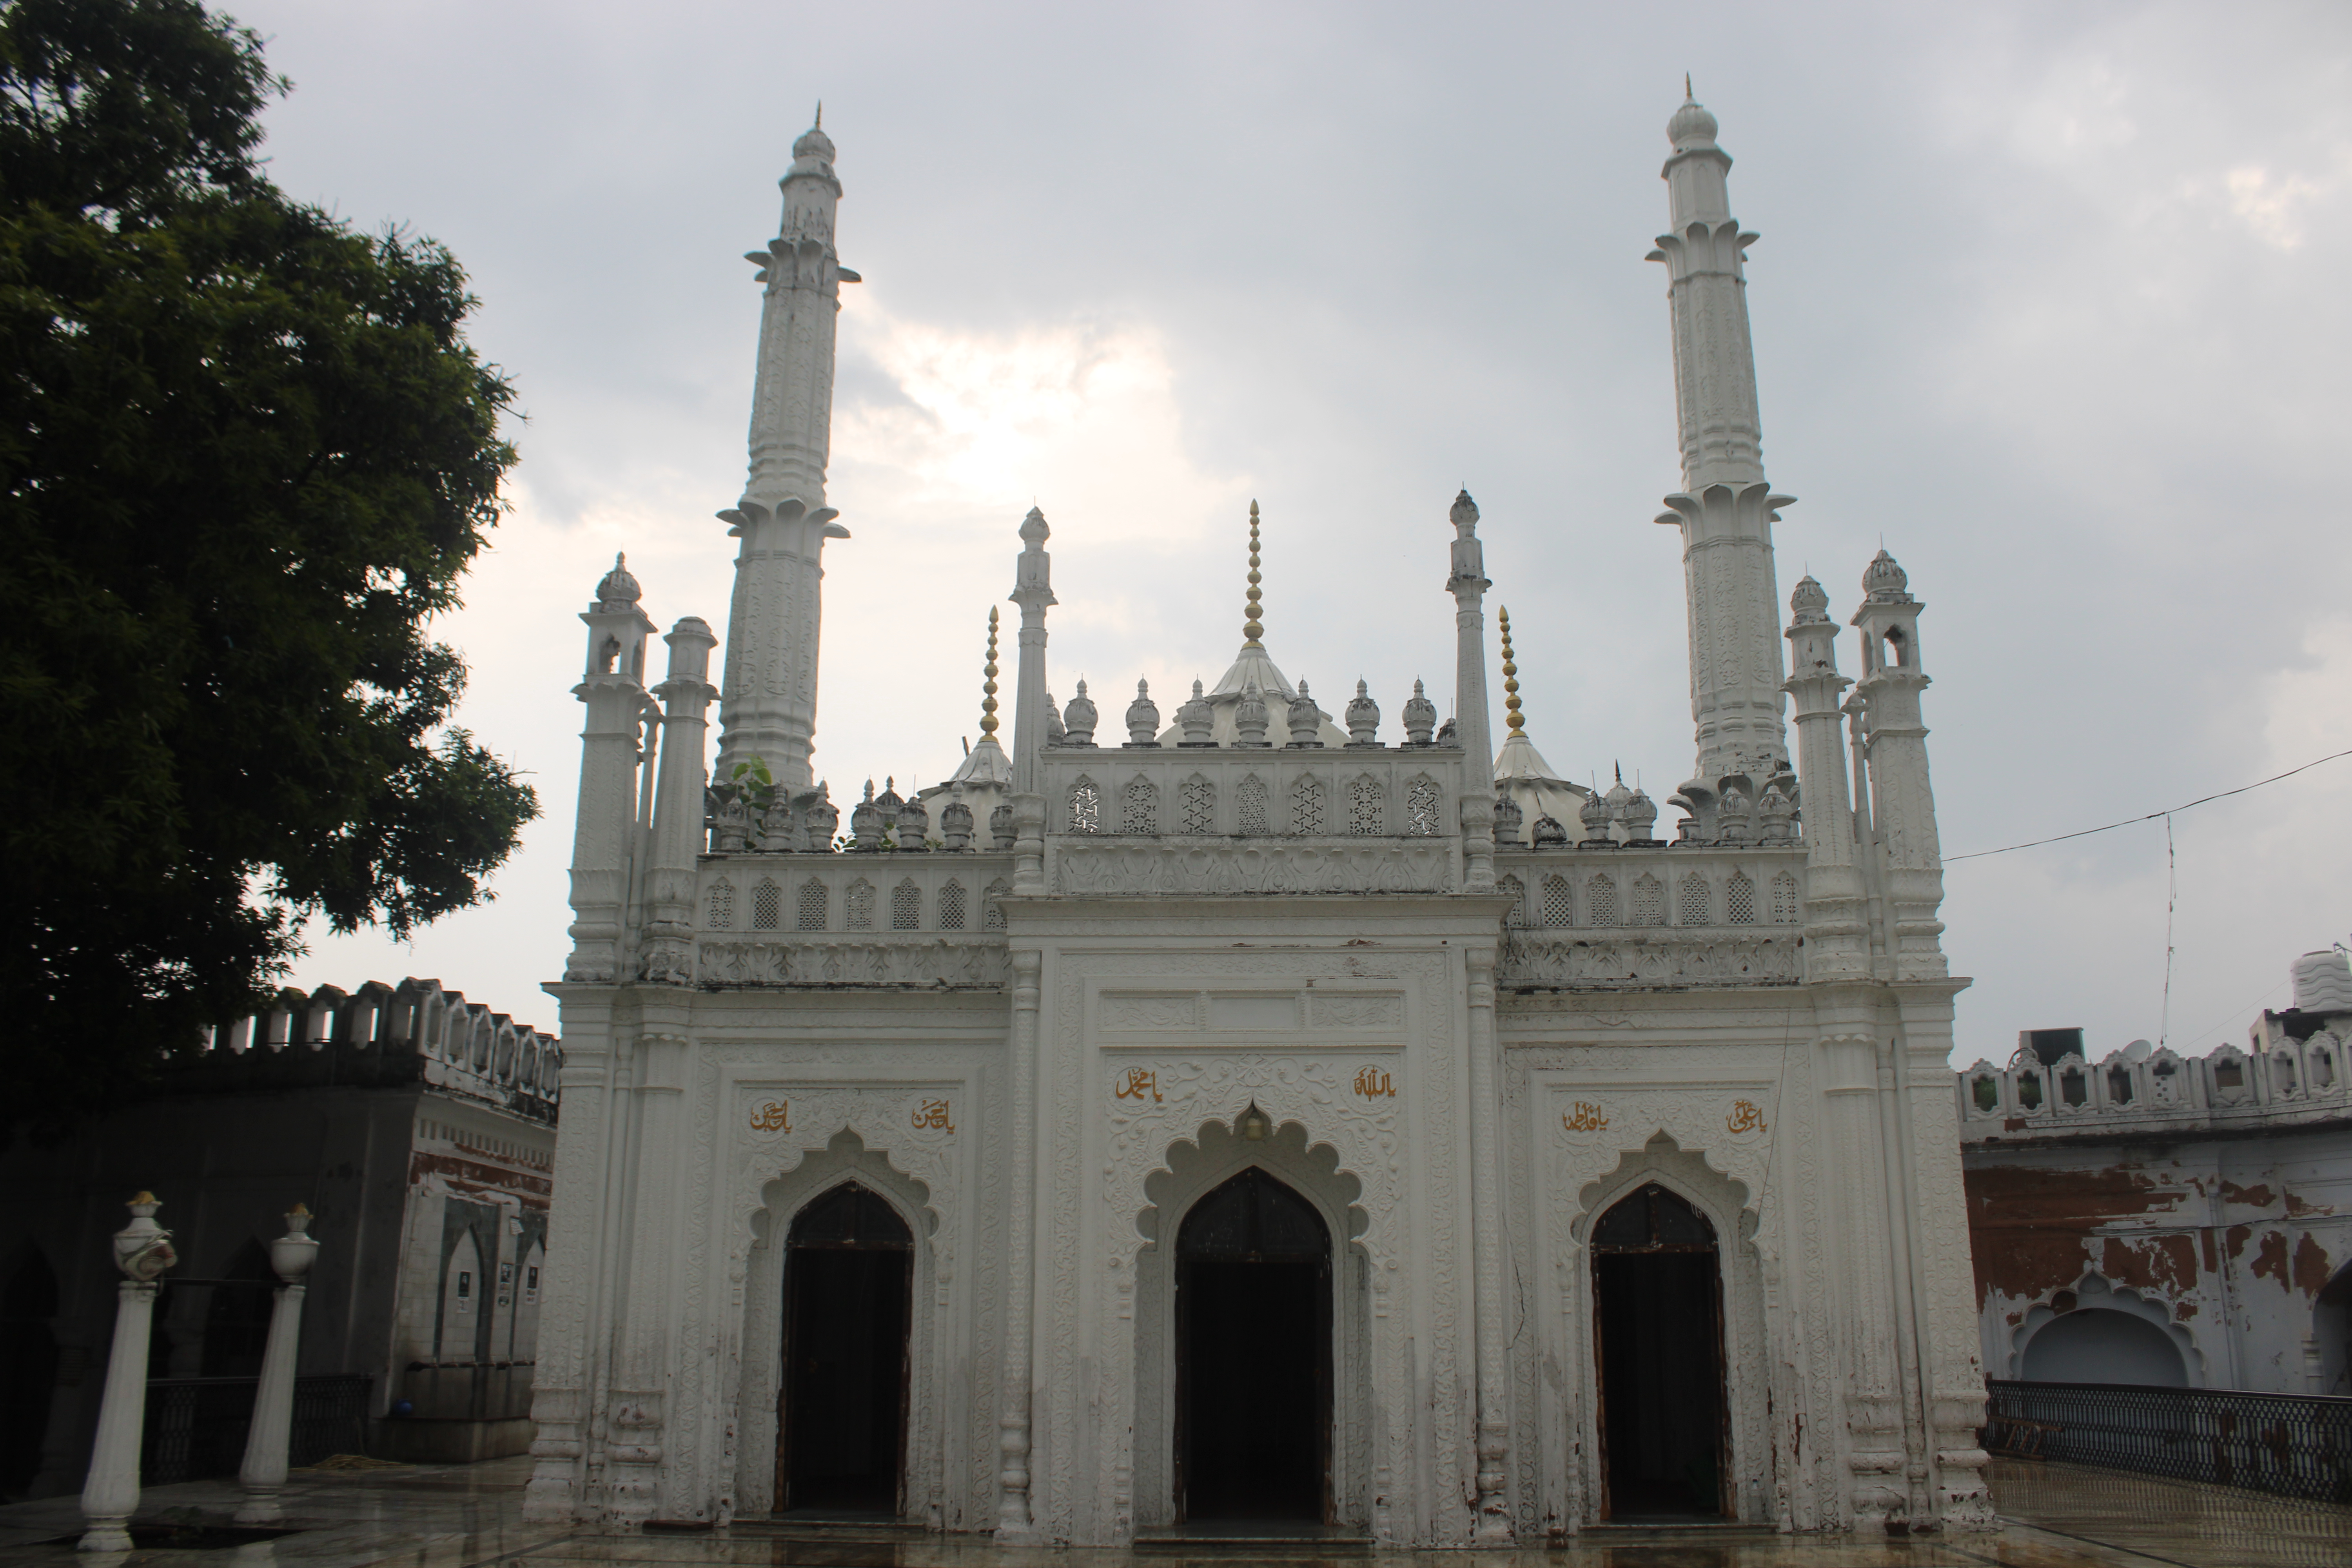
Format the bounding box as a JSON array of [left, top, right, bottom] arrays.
[[2, 1456, 2347, 1567]]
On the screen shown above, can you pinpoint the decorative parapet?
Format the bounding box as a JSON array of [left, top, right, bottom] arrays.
[[1956, 1024, 2351, 1143], [176, 978, 561, 1123], [1042, 747, 1464, 840], [1497, 932, 1802, 989], [695, 936, 1009, 989], [1493, 846, 1805, 933], [1053, 838, 1455, 896]]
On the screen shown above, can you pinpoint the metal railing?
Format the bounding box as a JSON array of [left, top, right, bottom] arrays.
[[140, 1375, 373, 1485], [1984, 1379, 2352, 1504]]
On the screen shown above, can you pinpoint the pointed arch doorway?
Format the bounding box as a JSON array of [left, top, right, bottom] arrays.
[[1592, 1182, 1730, 1519], [1175, 1166, 1332, 1522], [776, 1182, 911, 1515]]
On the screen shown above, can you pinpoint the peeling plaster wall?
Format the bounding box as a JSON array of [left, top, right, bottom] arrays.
[[1962, 1128, 2352, 1393]]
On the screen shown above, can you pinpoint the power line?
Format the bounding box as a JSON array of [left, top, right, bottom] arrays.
[[1945, 746, 2352, 863]]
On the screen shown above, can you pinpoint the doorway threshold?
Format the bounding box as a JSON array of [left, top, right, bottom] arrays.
[[1135, 1521, 1373, 1554], [739, 1512, 926, 1541], [1580, 1520, 1778, 1541]]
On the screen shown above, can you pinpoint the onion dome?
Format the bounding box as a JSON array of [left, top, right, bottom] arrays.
[[1062, 680, 1098, 746], [1579, 791, 1612, 838], [793, 115, 837, 169], [1622, 787, 1659, 842], [1345, 679, 1380, 745], [1234, 682, 1271, 747], [1669, 82, 1720, 151], [1402, 680, 1437, 746], [1789, 574, 1831, 624], [1125, 679, 1160, 746], [1178, 680, 1214, 746], [1863, 548, 1912, 603], [1287, 680, 1325, 746], [594, 552, 642, 608]]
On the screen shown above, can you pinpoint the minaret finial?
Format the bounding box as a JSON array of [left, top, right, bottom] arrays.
[[1499, 606, 1525, 737], [1242, 500, 1265, 648], [1684, 73, 1693, 100], [979, 606, 1001, 736], [814, 100, 822, 129]]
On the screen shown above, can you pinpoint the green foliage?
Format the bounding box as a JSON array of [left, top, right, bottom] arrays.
[[0, 0, 537, 1126]]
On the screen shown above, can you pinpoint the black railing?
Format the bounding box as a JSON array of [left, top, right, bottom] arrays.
[[141, 1375, 373, 1485], [1984, 1379, 2352, 1504]]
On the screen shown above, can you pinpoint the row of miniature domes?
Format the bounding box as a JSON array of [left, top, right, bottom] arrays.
[[1047, 675, 1452, 749]]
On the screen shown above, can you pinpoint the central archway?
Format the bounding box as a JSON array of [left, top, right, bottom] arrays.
[[1592, 1181, 1729, 1520], [1175, 1166, 1331, 1522], [777, 1182, 911, 1515]]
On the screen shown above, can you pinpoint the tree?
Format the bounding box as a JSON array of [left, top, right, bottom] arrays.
[[0, 0, 537, 1126]]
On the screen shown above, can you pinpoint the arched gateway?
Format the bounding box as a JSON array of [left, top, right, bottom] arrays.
[[778, 1183, 912, 1515], [1591, 1183, 1729, 1520], [1175, 1167, 1332, 1522]]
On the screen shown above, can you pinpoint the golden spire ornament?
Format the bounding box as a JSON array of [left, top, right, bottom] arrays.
[[1499, 606, 1526, 737], [1242, 500, 1265, 648], [979, 606, 1001, 737]]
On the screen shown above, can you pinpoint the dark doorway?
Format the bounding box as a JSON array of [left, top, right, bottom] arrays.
[[777, 1183, 911, 1516], [1175, 1166, 1331, 1523], [1592, 1183, 1729, 1520]]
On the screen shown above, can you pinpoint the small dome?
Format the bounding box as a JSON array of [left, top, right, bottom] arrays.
[[595, 552, 642, 606], [1789, 574, 1830, 623], [1669, 95, 1719, 152], [1863, 548, 1910, 601], [793, 122, 837, 167]]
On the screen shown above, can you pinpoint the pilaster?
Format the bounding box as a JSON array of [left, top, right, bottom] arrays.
[[1463, 944, 1511, 1539]]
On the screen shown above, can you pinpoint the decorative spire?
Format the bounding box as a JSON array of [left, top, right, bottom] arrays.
[[979, 606, 1000, 735], [1498, 606, 1525, 737], [1242, 500, 1265, 647]]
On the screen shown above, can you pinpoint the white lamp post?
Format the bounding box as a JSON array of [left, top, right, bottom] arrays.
[[79, 1192, 177, 1553], [235, 1205, 320, 1523]]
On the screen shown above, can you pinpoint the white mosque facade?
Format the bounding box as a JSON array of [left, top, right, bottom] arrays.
[[523, 98, 1993, 1542]]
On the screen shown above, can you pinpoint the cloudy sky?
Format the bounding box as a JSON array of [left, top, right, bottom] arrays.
[[256, 0, 2352, 1065]]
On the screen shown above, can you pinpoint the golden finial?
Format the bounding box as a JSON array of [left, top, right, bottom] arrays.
[[1684, 73, 1693, 101], [1242, 500, 1265, 648], [1499, 606, 1525, 737], [979, 606, 1001, 737]]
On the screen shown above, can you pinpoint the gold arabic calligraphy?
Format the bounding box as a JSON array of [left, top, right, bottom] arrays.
[[1726, 1099, 1768, 1134], [912, 1098, 956, 1133], [749, 1100, 792, 1132], [1353, 1066, 1396, 1100], [1113, 1067, 1163, 1103], [1563, 1101, 1609, 1132]]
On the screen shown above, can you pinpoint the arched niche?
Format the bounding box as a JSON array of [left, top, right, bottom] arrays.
[[2008, 1273, 2201, 1387], [734, 1130, 938, 1521], [1132, 1112, 1371, 1532], [2317, 1261, 2352, 1396], [1566, 1134, 1767, 1526]]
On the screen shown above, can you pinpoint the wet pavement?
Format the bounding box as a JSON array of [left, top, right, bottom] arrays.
[[1, 1455, 2346, 1567]]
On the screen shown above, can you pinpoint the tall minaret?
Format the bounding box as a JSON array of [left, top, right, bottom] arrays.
[[714, 113, 854, 790], [1648, 89, 1795, 816]]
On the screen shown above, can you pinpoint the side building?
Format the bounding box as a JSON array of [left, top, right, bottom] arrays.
[[0, 979, 559, 1500], [1956, 948, 2352, 1393]]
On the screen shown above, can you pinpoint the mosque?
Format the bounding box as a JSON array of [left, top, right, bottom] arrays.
[[521, 94, 1991, 1542]]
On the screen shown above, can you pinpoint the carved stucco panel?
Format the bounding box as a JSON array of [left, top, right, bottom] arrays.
[[680, 1055, 987, 1530], [1046, 946, 1461, 1544]]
